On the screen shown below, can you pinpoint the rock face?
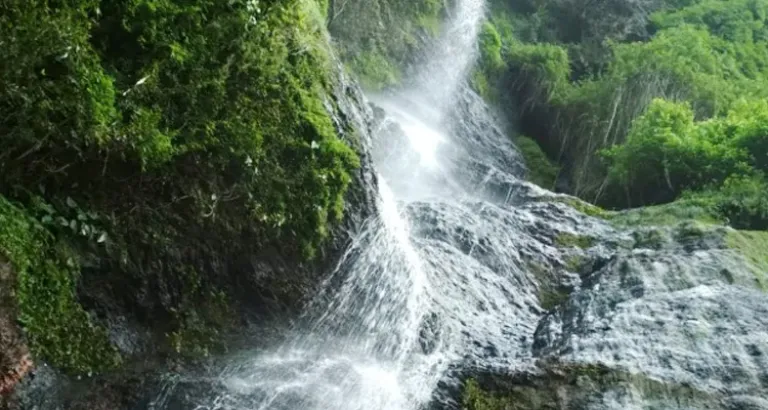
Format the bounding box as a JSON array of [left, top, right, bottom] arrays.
[[455, 187, 768, 409], [6, 44, 383, 410], [0, 258, 32, 402]]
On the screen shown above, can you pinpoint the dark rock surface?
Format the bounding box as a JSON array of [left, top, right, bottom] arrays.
[[0, 257, 31, 406]]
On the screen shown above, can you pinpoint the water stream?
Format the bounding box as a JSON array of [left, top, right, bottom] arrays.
[[150, 1, 540, 408]]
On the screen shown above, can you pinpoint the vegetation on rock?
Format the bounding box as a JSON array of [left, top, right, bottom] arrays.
[[0, 0, 360, 373], [329, 0, 445, 90], [726, 230, 768, 290], [462, 361, 719, 410], [516, 137, 560, 189], [0, 197, 120, 373], [554, 232, 595, 249]]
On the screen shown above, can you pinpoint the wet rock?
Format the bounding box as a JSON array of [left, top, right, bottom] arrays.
[[0, 257, 32, 402], [419, 312, 442, 355], [450, 197, 768, 410]]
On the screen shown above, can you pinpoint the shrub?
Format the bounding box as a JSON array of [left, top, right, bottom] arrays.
[[517, 136, 560, 188], [688, 174, 768, 230], [602, 99, 751, 205]]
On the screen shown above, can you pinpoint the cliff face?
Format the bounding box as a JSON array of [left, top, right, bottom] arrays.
[[444, 185, 768, 410], [0, 0, 379, 403]]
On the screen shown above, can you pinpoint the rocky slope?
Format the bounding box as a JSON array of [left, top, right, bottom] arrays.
[[455, 186, 768, 409]]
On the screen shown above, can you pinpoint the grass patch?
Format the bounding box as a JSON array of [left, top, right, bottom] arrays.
[[607, 199, 722, 227], [517, 136, 560, 189], [726, 230, 768, 290]]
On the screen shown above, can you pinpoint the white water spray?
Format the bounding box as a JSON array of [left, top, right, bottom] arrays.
[[150, 1, 540, 409]]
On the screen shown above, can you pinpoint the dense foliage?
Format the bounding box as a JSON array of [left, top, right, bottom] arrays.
[[0, 0, 359, 372], [476, 0, 768, 230]]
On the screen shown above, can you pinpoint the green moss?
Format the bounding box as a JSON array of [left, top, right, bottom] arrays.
[[632, 229, 666, 249], [726, 230, 768, 290], [561, 197, 610, 218], [528, 260, 573, 310], [330, 0, 445, 88], [168, 286, 234, 358], [674, 221, 710, 241], [348, 50, 402, 91], [517, 136, 560, 189], [463, 379, 518, 410], [417, 14, 441, 37], [462, 362, 717, 410], [0, 0, 361, 374], [471, 69, 492, 101], [607, 199, 722, 227], [315, 0, 329, 19], [564, 255, 586, 271], [0, 196, 120, 374], [539, 195, 612, 218], [471, 21, 503, 101], [539, 288, 570, 310], [555, 232, 595, 249], [479, 22, 504, 71]]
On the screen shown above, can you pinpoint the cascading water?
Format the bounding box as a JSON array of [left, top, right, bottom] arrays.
[[149, 1, 543, 409], [135, 0, 768, 408]]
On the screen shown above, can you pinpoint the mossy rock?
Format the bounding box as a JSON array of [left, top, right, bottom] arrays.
[[537, 195, 611, 219], [0, 196, 120, 374], [631, 229, 667, 250], [726, 230, 768, 291], [517, 136, 560, 190], [347, 50, 403, 91], [329, 0, 445, 89], [0, 0, 360, 375], [606, 199, 722, 228], [538, 287, 570, 310], [555, 232, 595, 249], [463, 361, 719, 410], [527, 260, 571, 310]]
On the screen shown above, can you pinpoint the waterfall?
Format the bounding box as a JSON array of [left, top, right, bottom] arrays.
[[149, 0, 539, 409]]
